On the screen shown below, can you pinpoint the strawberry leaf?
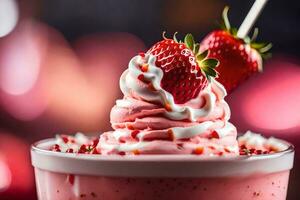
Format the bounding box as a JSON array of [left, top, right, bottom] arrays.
[[162, 31, 167, 40], [222, 6, 231, 31], [173, 32, 178, 43], [201, 58, 219, 68], [251, 42, 272, 53], [261, 52, 272, 59], [202, 66, 217, 81], [250, 28, 259, 42], [194, 43, 200, 55], [259, 43, 272, 53], [230, 27, 238, 36], [197, 50, 209, 61], [206, 74, 212, 82], [200, 57, 219, 81], [220, 20, 227, 31], [251, 42, 268, 49], [184, 33, 194, 50], [203, 67, 217, 76]]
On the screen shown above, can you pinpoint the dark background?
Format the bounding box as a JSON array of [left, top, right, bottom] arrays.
[[0, 0, 299, 199], [40, 0, 300, 56]]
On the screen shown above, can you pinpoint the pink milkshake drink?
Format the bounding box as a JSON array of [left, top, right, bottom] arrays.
[[31, 34, 294, 200], [32, 136, 294, 200], [32, 139, 294, 200]]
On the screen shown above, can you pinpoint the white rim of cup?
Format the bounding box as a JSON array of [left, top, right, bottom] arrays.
[[31, 138, 295, 178]]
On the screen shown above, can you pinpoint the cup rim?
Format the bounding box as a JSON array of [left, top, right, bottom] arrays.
[[31, 138, 294, 162], [31, 138, 295, 177]]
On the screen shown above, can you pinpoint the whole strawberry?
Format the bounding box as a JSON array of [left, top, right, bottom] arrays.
[[147, 33, 218, 104], [200, 7, 272, 93]]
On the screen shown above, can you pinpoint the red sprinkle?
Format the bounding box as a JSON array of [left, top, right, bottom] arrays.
[[165, 103, 172, 112], [78, 145, 87, 153], [92, 138, 99, 148], [139, 52, 145, 57], [218, 152, 224, 156], [131, 130, 140, 139], [132, 149, 140, 155], [208, 146, 216, 150], [119, 138, 126, 143], [193, 147, 204, 155], [148, 83, 156, 91], [140, 64, 149, 72], [137, 74, 150, 83], [177, 143, 184, 149], [256, 149, 263, 155], [167, 130, 174, 141], [224, 148, 231, 153], [68, 174, 75, 185], [137, 74, 144, 81], [66, 148, 74, 153], [62, 135, 69, 143], [127, 124, 135, 130], [70, 138, 76, 143], [52, 144, 61, 152], [210, 131, 219, 139], [92, 148, 100, 154]]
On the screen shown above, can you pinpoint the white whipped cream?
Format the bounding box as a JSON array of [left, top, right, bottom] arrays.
[[116, 54, 236, 140], [97, 53, 239, 155], [238, 131, 289, 151], [119, 54, 231, 122], [54, 133, 89, 152]]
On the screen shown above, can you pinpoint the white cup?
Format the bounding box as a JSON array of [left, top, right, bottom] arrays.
[[31, 138, 294, 200]]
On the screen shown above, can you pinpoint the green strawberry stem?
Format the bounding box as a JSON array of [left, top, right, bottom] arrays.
[[184, 34, 219, 81], [162, 32, 219, 81], [220, 6, 272, 59]]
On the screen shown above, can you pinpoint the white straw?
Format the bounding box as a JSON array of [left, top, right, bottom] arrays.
[[237, 0, 269, 38]]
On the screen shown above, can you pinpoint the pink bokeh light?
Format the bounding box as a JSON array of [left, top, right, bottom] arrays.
[[227, 56, 300, 135], [0, 158, 11, 192], [0, 132, 34, 196], [39, 31, 146, 132], [0, 23, 41, 95], [0, 21, 49, 121], [0, 21, 147, 132]]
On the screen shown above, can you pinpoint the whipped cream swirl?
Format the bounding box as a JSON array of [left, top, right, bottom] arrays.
[[99, 54, 239, 155]]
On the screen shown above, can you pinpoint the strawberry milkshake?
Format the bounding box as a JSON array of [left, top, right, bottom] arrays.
[[31, 34, 294, 200]]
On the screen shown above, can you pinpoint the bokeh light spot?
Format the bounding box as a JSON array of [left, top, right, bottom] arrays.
[[0, 0, 18, 37], [0, 22, 41, 95], [0, 158, 12, 192], [228, 57, 300, 133]]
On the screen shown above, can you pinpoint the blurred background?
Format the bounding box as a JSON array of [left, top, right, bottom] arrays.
[[0, 0, 299, 199]]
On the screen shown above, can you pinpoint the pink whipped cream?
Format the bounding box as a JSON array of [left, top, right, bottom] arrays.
[[51, 131, 288, 156], [99, 54, 238, 155]]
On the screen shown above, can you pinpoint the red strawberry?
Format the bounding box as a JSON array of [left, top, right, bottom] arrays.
[[200, 7, 272, 93], [146, 33, 219, 104]]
